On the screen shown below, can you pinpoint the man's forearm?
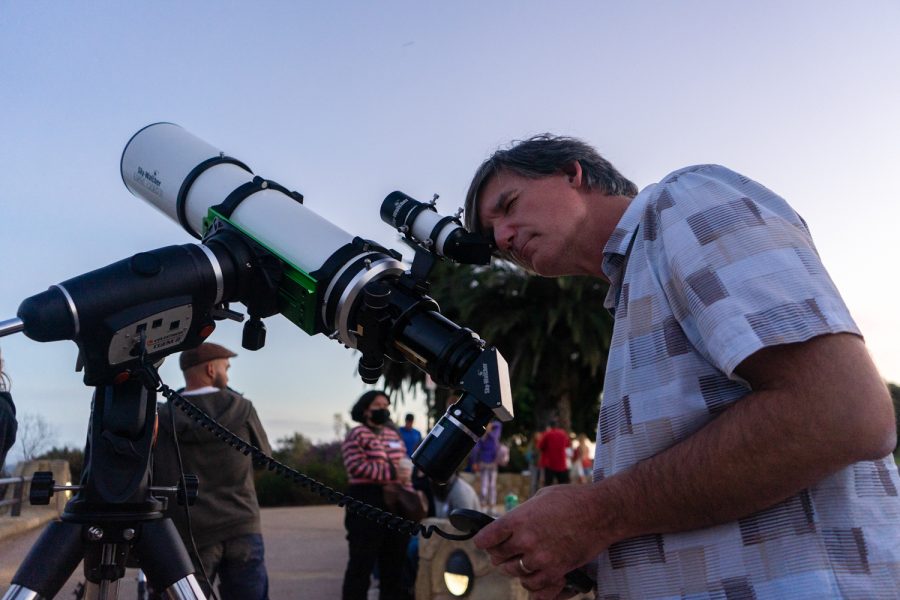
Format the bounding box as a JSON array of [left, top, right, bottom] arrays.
[[588, 334, 895, 545], [593, 388, 847, 543]]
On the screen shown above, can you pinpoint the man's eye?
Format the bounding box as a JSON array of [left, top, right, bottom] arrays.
[[504, 197, 517, 213]]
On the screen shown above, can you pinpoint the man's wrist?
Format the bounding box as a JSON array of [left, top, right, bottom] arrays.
[[582, 475, 645, 548]]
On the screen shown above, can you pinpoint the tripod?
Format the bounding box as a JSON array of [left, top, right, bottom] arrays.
[[2, 377, 205, 600]]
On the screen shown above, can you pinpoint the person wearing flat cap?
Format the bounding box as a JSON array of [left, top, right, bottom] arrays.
[[153, 342, 272, 600]]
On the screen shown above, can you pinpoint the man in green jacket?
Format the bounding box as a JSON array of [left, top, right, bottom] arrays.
[[154, 342, 272, 600]]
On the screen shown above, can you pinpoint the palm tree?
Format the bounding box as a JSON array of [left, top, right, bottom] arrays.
[[381, 259, 613, 437]]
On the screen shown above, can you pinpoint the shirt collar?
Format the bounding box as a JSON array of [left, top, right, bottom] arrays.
[[182, 385, 220, 396], [600, 183, 655, 290]]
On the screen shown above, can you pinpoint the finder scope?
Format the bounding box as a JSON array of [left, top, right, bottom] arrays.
[[380, 191, 493, 265]]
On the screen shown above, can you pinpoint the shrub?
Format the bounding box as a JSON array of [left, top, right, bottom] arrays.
[[255, 436, 347, 506]]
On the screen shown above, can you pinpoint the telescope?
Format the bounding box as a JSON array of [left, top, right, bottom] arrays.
[[15, 123, 513, 483]]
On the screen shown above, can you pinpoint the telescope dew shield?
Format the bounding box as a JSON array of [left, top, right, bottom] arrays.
[[121, 123, 353, 272], [121, 123, 251, 238]]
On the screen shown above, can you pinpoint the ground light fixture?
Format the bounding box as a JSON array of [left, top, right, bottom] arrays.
[[443, 549, 475, 596]]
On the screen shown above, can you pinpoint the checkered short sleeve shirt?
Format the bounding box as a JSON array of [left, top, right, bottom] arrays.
[[595, 164, 900, 597]]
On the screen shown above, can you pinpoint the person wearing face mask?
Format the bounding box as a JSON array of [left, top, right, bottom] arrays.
[[340, 390, 412, 600]]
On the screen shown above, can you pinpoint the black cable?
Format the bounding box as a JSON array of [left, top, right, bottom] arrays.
[[167, 395, 219, 600], [153, 382, 475, 542], [136, 333, 218, 598]]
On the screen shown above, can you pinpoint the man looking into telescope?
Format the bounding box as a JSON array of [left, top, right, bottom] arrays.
[[464, 136, 900, 599], [153, 342, 272, 600]]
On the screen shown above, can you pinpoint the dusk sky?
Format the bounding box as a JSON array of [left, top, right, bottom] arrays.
[[1, 2, 898, 464]]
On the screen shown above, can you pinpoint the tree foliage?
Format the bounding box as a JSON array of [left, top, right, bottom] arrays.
[[254, 432, 347, 506], [381, 260, 613, 437]]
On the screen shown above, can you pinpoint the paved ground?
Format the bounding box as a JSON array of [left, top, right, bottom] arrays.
[[0, 505, 350, 599]]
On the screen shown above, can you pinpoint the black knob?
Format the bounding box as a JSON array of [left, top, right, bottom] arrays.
[[242, 317, 267, 351], [358, 354, 384, 384], [29, 471, 55, 505], [177, 474, 200, 506]]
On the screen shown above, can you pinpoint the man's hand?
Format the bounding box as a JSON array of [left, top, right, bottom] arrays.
[[474, 483, 604, 600]]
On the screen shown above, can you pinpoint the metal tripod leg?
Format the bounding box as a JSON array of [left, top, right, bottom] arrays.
[[0, 519, 205, 600], [132, 518, 205, 600], [2, 520, 85, 600]]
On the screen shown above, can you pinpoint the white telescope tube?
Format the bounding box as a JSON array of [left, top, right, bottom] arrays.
[[121, 123, 353, 274]]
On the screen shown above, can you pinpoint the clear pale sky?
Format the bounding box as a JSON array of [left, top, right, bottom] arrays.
[[1, 2, 898, 465]]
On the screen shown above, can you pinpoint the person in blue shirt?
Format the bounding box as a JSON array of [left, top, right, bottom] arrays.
[[397, 413, 422, 458]]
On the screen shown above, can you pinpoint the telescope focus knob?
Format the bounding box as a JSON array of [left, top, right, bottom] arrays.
[[356, 282, 392, 384], [358, 355, 384, 384]]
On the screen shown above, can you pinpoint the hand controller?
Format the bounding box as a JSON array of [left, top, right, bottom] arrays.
[[448, 508, 595, 594]]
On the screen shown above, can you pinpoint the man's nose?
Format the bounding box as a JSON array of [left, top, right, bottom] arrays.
[[494, 221, 515, 252]]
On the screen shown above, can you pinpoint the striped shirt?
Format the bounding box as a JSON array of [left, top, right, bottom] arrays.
[[595, 164, 900, 598], [342, 425, 407, 485]]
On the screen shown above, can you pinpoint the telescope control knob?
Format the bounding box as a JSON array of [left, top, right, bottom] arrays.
[[177, 474, 200, 506], [242, 317, 267, 351], [29, 471, 55, 505], [358, 355, 384, 384]]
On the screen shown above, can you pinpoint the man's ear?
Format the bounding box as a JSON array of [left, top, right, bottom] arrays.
[[561, 160, 583, 188], [206, 362, 215, 380]]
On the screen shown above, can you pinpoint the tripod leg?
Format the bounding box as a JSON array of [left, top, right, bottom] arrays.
[[132, 518, 206, 600], [137, 570, 149, 600], [2, 521, 84, 600]]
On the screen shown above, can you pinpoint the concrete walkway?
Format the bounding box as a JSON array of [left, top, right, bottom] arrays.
[[0, 505, 349, 599]]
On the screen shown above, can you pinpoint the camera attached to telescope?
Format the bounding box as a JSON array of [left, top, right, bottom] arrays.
[[13, 123, 513, 484]]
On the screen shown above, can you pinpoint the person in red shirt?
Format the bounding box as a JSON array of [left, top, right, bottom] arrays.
[[537, 420, 571, 486]]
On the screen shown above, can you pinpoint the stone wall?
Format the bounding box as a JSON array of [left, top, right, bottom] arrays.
[[0, 459, 71, 516]]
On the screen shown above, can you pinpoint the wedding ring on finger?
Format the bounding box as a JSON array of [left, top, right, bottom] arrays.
[[518, 557, 536, 575]]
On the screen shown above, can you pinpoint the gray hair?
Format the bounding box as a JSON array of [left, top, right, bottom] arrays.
[[463, 134, 638, 238]]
